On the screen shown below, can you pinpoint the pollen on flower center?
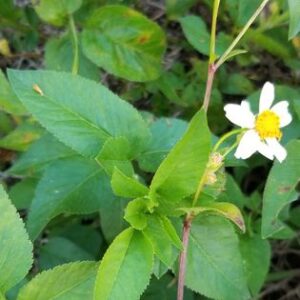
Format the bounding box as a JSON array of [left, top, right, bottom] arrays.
[[255, 110, 282, 139]]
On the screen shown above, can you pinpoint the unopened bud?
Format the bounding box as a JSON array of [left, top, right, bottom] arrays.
[[208, 152, 223, 171]]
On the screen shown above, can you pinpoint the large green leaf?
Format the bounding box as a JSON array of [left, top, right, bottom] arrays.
[[0, 185, 33, 293], [8, 69, 150, 158], [150, 109, 211, 203], [179, 15, 231, 56], [33, 0, 82, 26], [94, 228, 153, 300], [26, 157, 110, 240], [8, 134, 76, 176], [17, 261, 98, 300], [81, 5, 166, 82], [239, 234, 271, 296], [261, 140, 300, 238], [288, 0, 300, 39], [185, 215, 250, 300], [45, 35, 99, 80]]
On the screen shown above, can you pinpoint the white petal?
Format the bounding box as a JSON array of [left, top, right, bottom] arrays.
[[234, 130, 260, 159], [259, 82, 275, 113], [257, 141, 274, 160], [266, 138, 287, 163], [271, 101, 292, 127], [224, 101, 255, 128]]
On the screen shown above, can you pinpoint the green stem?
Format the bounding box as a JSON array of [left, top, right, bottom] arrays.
[[222, 140, 239, 157], [209, 0, 221, 64], [215, 0, 271, 69], [212, 128, 245, 153], [69, 14, 79, 75]]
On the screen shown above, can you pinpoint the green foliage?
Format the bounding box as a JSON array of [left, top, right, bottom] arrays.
[[288, 0, 300, 39], [94, 228, 153, 300], [8, 70, 150, 158], [33, 0, 82, 26], [185, 215, 250, 300], [81, 5, 166, 82], [1, 1, 300, 299], [150, 110, 211, 203], [18, 261, 98, 300], [26, 157, 110, 240], [262, 140, 300, 238], [0, 185, 33, 294], [179, 15, 230, 56]]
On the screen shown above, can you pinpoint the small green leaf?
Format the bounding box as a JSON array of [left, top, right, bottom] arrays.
[[0, 185, 33, 293], [288, 0, 300, 39], [45, 34, 99, 80], [179, 202, 246, 232], [26, 157, 110, 240], [0, 121, 43, 152], [18, 261, 98, 300], [143, 215, 179, 267], [111, 168, 149, 199], [240, 234, 271, 296], [81, 5, 166, 82], [220, 49, 247, 64], [8, 70, 150, 158], [124, 198, 149, 230], [179, 15, 230, 56], [150, 109, 211, 203], [0, 70, 26, 115], [185, 215, 250, 300], [262, 140, 300, 238], [33, 0, 82, 26], [94, 228, 153, 300]]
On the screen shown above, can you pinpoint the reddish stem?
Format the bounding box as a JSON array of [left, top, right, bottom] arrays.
[[177, 215, 193, 300], [202, 64, 216, 112]]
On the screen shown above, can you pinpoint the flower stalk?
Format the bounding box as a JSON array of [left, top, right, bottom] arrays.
[[69, 14, 79, 75]]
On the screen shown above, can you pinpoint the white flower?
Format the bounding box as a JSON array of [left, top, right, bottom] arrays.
[[224, 82, 292, 163]]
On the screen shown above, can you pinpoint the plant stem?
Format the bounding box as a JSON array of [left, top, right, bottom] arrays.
[[177, 214, 193, 300], [209, 0, 220, 64], [215, 0, 270, 69], [202, 64, 216, 113], [212, 128, 245, 153], [69, 14, 79, 75]]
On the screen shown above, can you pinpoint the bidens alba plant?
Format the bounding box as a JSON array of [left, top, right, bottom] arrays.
[[224, 82, 292, 162]]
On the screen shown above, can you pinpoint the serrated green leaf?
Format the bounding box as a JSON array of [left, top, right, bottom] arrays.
[[8, 69, 150, 158], [262, 140, 300, 238], [8, 134, 76, 176], [0, 70, 26, 115], [0, 185, 33, 293], [26, 157, 111, 240], [111, 168, 149, 198], [94, 228, 153, 300], [45, 34, 99, 80], [288, 0, 300, 39], [143, 215, 179, 267], [33, 0, 82, 26], [124, 198, 149, 230], [81, 5, 166, 82], [18, 261, 98, 300], [240, 234, 271, 296], [185, 215, 250, 300], [150, 109, 211, 203]]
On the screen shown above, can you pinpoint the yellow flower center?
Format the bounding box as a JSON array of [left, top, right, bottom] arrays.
[[255, 110, 282, 139]]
